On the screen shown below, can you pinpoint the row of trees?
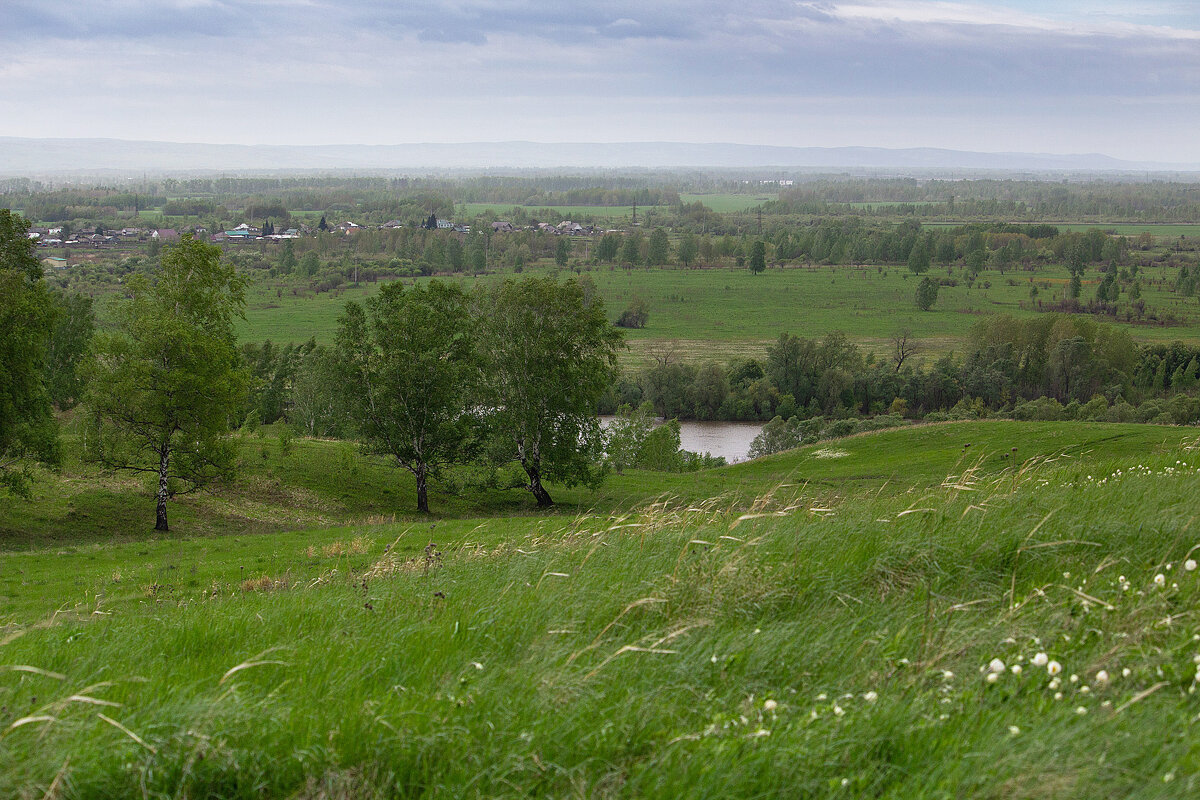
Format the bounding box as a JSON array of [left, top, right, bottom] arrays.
[[612, 316, 1200, 424]]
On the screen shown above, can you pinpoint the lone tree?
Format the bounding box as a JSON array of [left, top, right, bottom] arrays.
[[335, 281, 476, 513], [749, 240, 766, 274], [0, 210, 60, 496], [915, 276, 940, 311], [477, 276, 622, 507], [83, 236, 248, 531]]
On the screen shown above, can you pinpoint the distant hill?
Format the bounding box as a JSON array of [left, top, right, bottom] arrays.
[[1, 137, 1197, 174]]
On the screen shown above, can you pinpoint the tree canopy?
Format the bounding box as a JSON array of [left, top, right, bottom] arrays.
[[0, 210, 60, 497], [82, 236, 248, 531], [476, 276, 622, 506], [336, 281, 477, 512]]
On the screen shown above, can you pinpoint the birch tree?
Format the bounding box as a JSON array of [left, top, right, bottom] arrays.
[[83, 236, 247, 531]]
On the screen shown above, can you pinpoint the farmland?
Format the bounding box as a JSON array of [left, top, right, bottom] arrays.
[[233, 258, 1200, 365]]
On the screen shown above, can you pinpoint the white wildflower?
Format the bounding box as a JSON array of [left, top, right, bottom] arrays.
[[1008, 726, 1021, 736], [988, 658, 1006, 674], [833, 704, 845, 717], [1010, 665, 1022, 676], [1032, 653, 1048, 667], [862, 691, 878, 702], [1154, 573, 1166, 587], [1095, 670, 1109, 685], [1186, 559, 1197, 572], [763, 699, 778, 711], [1047, 660, 1062, 676], [1075, 706, 1088, 716]]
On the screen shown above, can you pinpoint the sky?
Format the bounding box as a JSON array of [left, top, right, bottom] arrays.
[[2, 1, 1199, 161]]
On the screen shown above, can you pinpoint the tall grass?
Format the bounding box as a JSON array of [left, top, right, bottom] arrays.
[[2, 427, 1199, 796]]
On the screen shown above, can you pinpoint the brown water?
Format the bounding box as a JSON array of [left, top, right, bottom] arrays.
[[600, 417, 764, 463]]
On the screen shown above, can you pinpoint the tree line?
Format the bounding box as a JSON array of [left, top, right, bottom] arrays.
[[607, 316, 1200, 425]]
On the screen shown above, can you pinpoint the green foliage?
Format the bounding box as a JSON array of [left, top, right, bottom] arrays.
[[915, 276, 939, 311], [82, 236, 249, 531], [335, 281, 477, 513], [620, 232, 642, 267], [554, 236, 571, 267], [477, 276, 623, 506], [749, 240, 766, 274], [676, 232, 699, 267], [45, 289, 95, 410], [647, 227, 671, 266], [0, 210, 60, 497], [615, 296, 650, 329], [596, 232, 621, 263]]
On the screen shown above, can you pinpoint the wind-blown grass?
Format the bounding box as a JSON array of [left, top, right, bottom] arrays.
[[1, 422, 1198, 796]]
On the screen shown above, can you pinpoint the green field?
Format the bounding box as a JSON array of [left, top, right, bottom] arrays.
[[4, 421, 1200, 796], [236, 261, 1200, 364], [678, 193, 776, 212]]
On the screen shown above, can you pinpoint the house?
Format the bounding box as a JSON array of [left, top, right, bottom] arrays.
[[337, 221, 361, 232], [491, 221, 515, 233], [557, 221, 585, 235], [453, 224, 471, 234], [152, 229, 180, 241], [435, 219, 453, 230], [382, 220, 404, 229], [224, 229, 254, 239]]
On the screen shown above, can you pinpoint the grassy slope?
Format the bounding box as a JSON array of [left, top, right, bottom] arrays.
[[1, 422, 1199, 796], [3, 422, 1191, 551]]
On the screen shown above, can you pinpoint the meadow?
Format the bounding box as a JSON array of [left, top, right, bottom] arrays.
[[2, 421, 1199, 796], [236, 259, 1200, 365], [455, 194, 773, 219]]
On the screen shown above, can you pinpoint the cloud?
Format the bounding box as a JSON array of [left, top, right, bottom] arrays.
[[1, 1, 1199, 160]]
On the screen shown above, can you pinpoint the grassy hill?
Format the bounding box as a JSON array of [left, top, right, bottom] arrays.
[[2, 421, 1199, 796]]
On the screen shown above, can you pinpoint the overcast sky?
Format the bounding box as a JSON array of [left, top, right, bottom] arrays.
[[2, 1, 1199, 161]]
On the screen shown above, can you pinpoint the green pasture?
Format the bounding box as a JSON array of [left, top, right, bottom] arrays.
[[236, 260, 1200, 363], [3, 421, 1200, 796], [678, 193, 776, 212]]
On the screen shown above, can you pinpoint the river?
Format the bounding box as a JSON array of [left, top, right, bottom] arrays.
[[600, 417, 765, 463]]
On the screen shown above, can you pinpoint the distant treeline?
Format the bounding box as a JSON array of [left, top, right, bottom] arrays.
[[771, 178, 1200, 221]]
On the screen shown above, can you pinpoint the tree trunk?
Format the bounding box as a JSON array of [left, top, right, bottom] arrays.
[[523, 460, 554, 508], [415, 464, 429, 514], [155, 446, 170, 532]]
